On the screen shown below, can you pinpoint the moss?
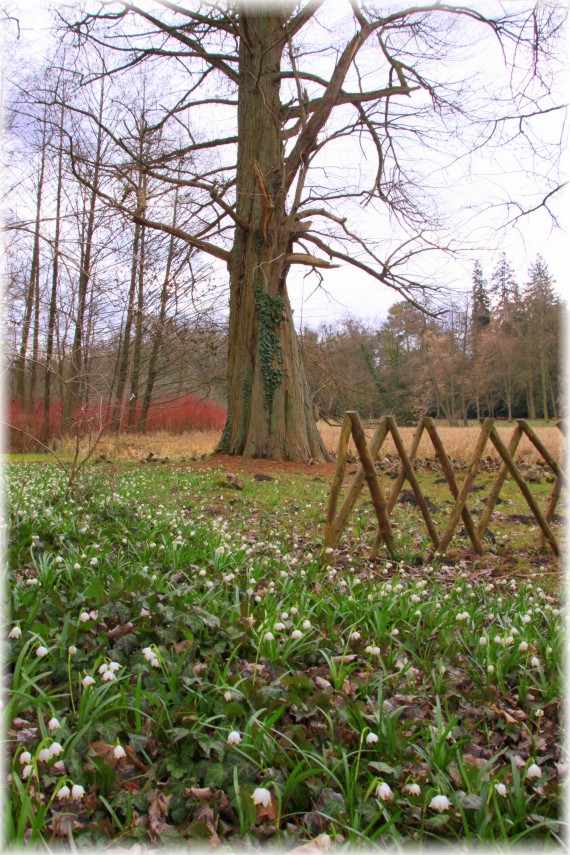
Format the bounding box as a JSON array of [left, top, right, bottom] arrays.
[[255, 286, 285, 411]]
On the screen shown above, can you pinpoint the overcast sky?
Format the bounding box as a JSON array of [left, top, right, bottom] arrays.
[[3, 0, 568, 330]]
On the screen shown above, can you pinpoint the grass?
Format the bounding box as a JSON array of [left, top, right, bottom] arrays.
[[5, 454, 564, 849], [28, 419, 565, 466]]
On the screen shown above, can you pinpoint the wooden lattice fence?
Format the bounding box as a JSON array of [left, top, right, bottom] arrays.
[[324, 412, 566, 559]]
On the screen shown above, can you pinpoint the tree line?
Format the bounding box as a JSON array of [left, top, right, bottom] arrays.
[[3, 2, 566, 458], [302, 254, 565, 425]]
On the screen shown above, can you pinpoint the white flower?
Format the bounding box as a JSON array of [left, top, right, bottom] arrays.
[[9, 626, 22, 639], [108, 661, 121, 672], [302, 620, 311, 630], [36, 645, 48, 658], [391, 628, 399, 637], [89, 610, 98, 620], [22, 764, 34, 779], [513, 755, 526, 768], [38, 748, 51, 763], [376, 782, 393, 801], [281, 612, 289, 620], [519, 641, 529, 652], [142, 647, 154, 661], [49, 742, 63, 758], [521, 614, 531, 624], [227, 731, 242, 745], [98, 663, 109, 674], [68, 646, 77, 655], [290, 607, 298, 615], [102, 670, 116, 681], [274, 622, 286, 631], [291, 629, 303, 640], [252, 787, 272, 806], [73, 563, 81, 571], [263, 632, 275, 642], [19, 751, 32, 765], [365, 645, 381, 655], [487, 664, 495, 674], [150, 656, 160, 667], [113, 744, 126, 760], [82, 675, 96, 687], [71, 784, 85, 799], [429, 794, 452, 812], [79, 612, 91, 623], [403, 783, 421, 796], [224, 691, 233, 702], [479, 637, 487, 647], [525, 763, 542, 779], [530, 656, 540, 668], [495, 783, 507, 796], [350, 631, 361, 641], [48, 717, 60, 731], [56, 785, 71, 799], [366, 732, 379, 744]]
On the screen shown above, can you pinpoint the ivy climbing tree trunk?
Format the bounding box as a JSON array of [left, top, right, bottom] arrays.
[[218, 11, 329, 462]]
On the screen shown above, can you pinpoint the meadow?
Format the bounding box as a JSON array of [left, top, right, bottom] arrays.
[[5, 427, 564, 849]]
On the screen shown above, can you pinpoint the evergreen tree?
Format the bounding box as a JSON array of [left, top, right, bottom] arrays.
[[471, 261, 491, 329]]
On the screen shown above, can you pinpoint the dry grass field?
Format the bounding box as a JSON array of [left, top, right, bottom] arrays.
[[58, 420, 565, 465]]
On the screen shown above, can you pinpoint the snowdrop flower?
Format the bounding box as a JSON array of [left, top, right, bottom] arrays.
[[227, 731, 242, 745], [302, 620, 311, 630], [38, 748, 51, 763], [519, 641, 529, 652], [494, 783, 507, 796], [49, 742, 63, 758], [68, 645, 77, 655], [530, 656, 540, 667], [350, 631, 361, 641], [479, 637, 487, 647], [19, 751, 32, 765], [525, 763, 542, 779], [224, 691, 233, 702], [36, 645, 48, 658], [429, 794, 452, 812], [365, 645, 381, 656], [521, 614, 531, 624], [56, 785, 71, 799], [281, 612, 289, 620], [252, 787, 272, 806], [403, 782, 421, 796], [391, 628, 399, 637], [376, 782, 393, 801], [410, 594, 420, 603], [71, 784, 85, 799], [263, 632, 275, 642], [142, 647, 154, 661], [150, 656, 160, 668], [291, 629, 303, 640], [102, 670, 116, 682], [22, 764, 34, 779], [113, 744, 126, 760], [82, 675, 96, 687], [26, 579, 38, 587], [512, 755, 526, 769], [73, 563, 81, 571], [48, 717, 60, 731], [290, 607, 298, 615], [108, 661, 121, 672], [79, 612, 91, 623], [8, 626, 22, 639], [494, 636, 502, 645], [98, 663, 109, 674], [456, 612, 469, 621], [274, 622, 286, 631], [366, 733, 379, 745]]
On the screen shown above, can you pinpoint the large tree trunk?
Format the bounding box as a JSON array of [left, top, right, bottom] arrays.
[[218, 12, 328, 462]]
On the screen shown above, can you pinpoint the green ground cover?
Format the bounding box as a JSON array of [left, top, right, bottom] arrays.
[[5, 460, 564, 849]]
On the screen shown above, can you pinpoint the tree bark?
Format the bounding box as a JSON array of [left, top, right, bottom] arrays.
[[217, 12, 328, 462]]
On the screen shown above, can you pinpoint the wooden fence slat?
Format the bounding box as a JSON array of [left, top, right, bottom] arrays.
[[385, 416, 439, 548], [436, 418, 495, 555], [540, 420, 568, 549], [324, 414, 353, 547], [517, 420, 568, 485], [422, 417, 484, 554], [328, 416, 389, 548], [370, 419, 426, 560], [477, 423, 523, 538], [489, 426, 559, 556], [348, 411, 395, 554]]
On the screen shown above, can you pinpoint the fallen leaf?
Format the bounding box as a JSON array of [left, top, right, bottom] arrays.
[[147, 789, 172, 838]]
